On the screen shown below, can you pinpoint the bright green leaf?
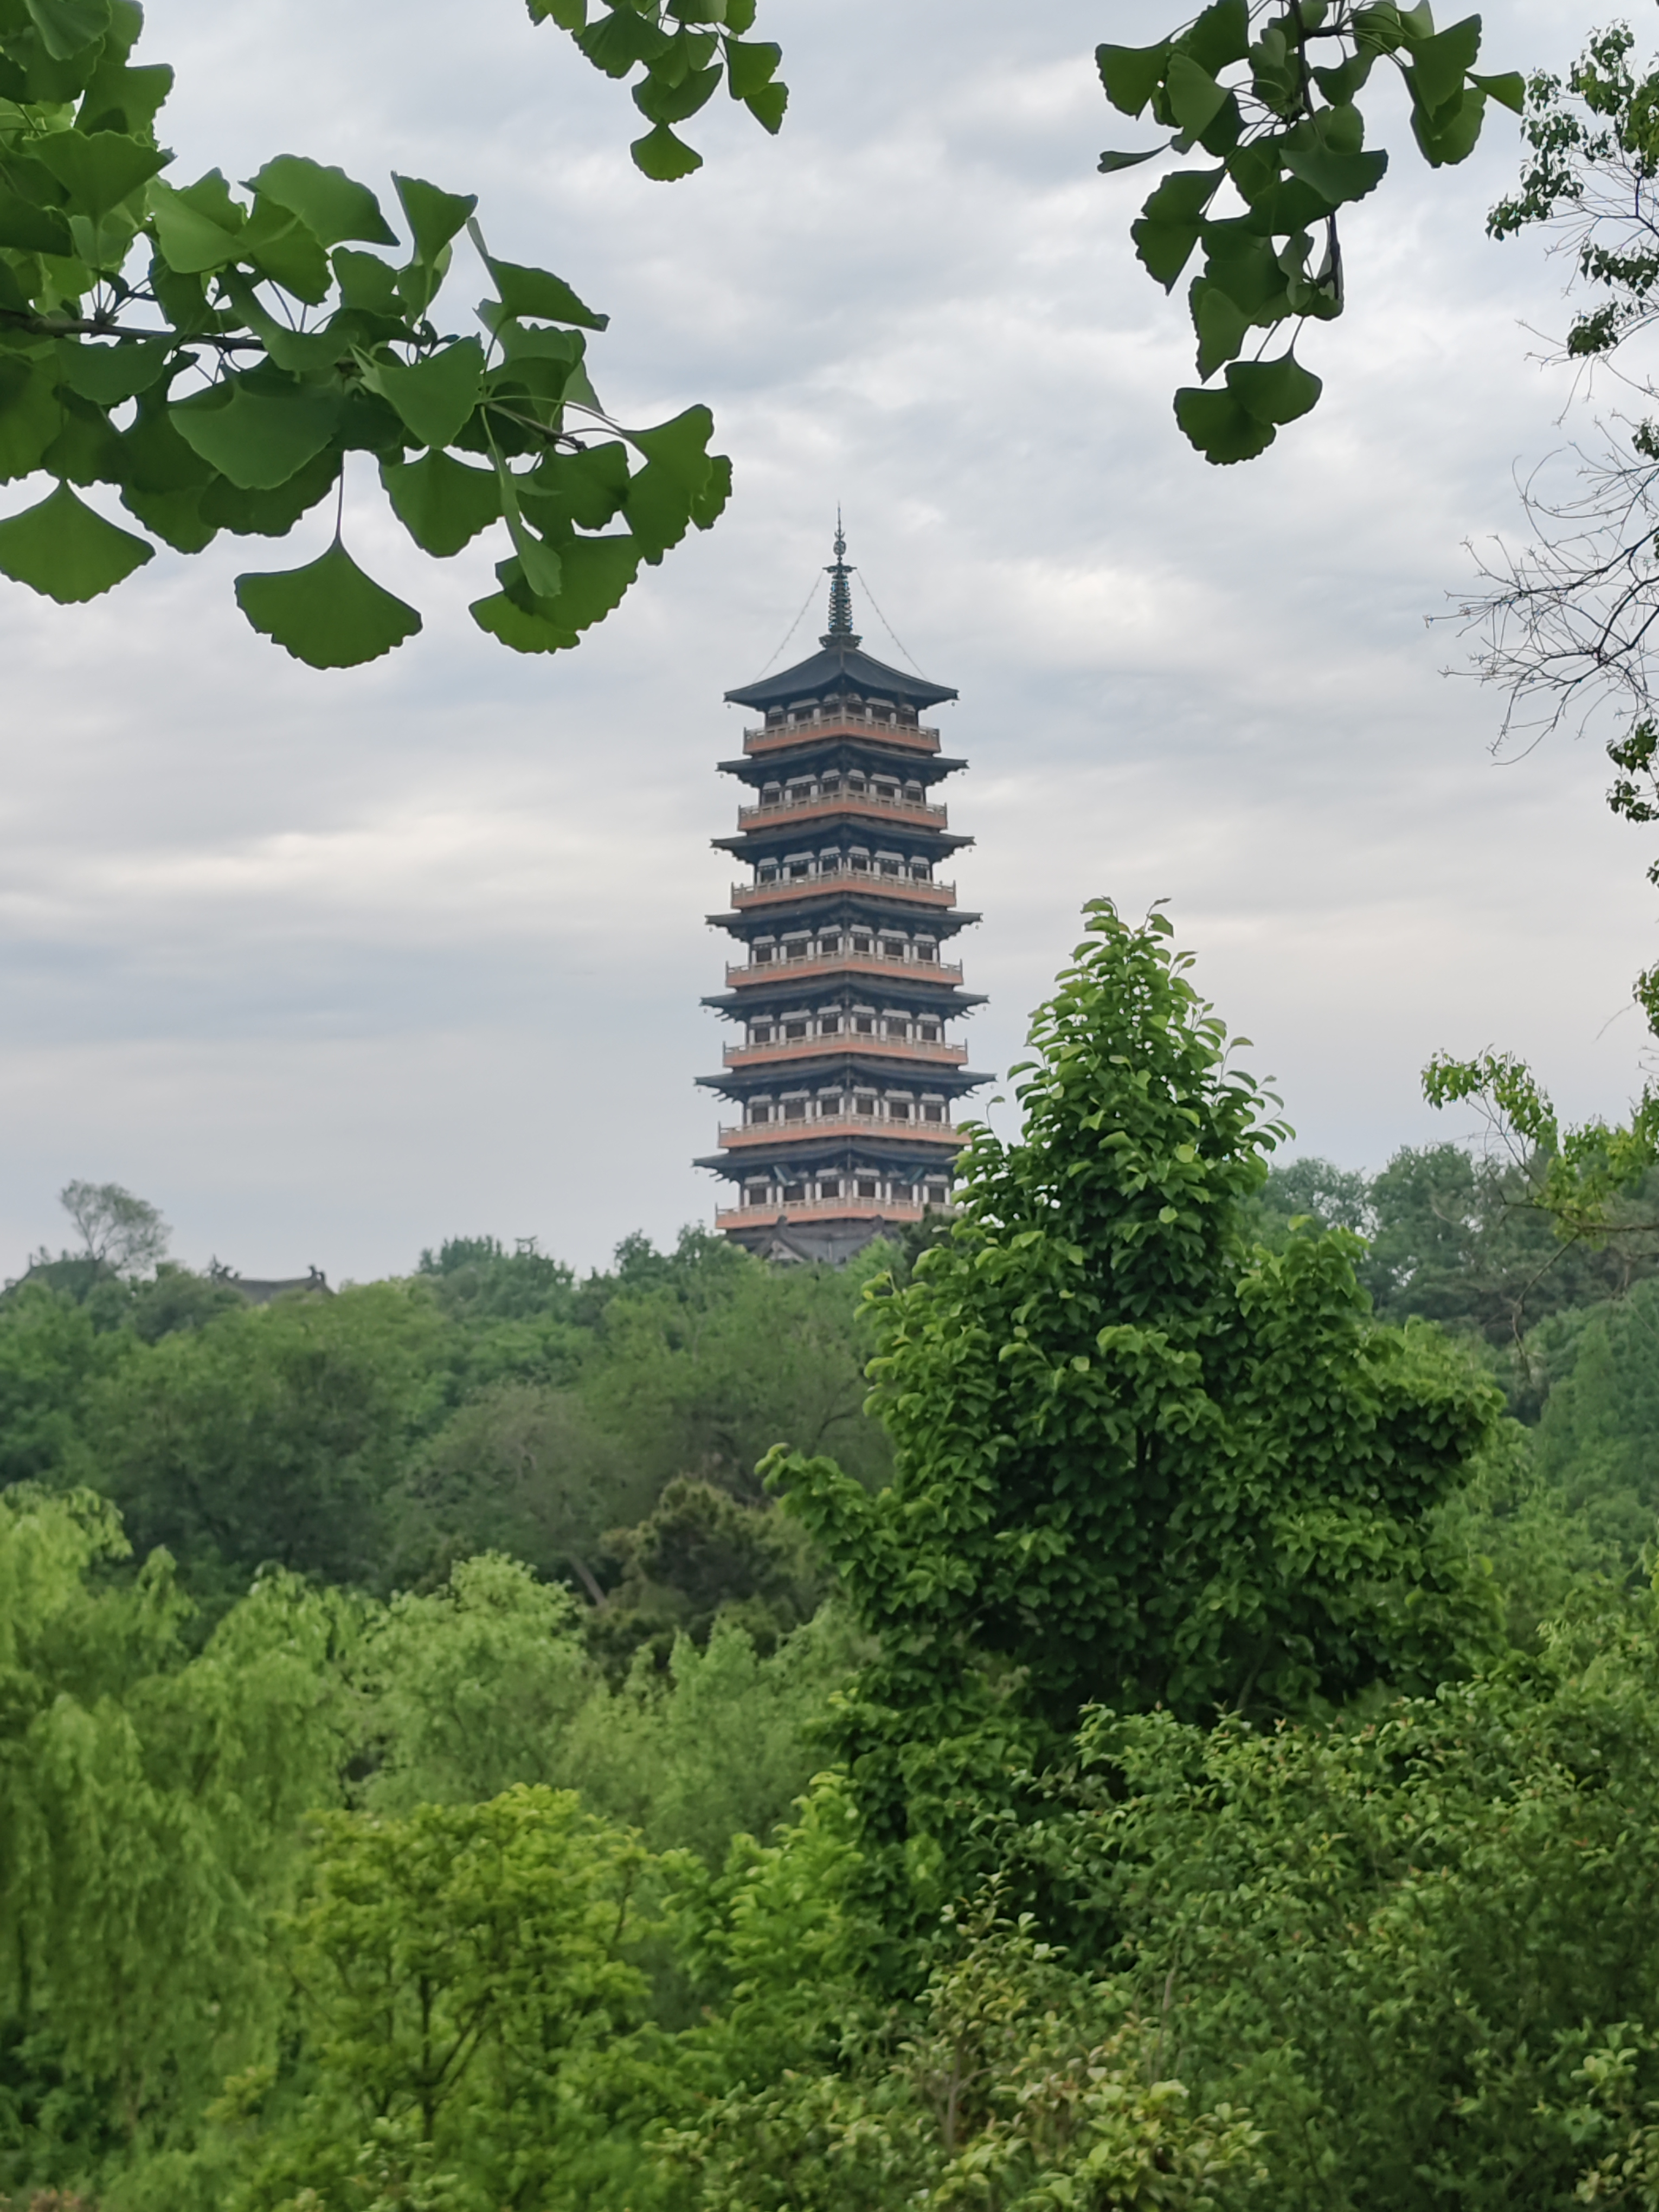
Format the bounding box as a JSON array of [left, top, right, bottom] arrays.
[[33, 130, 166, 217], [0, 187, 73, 254], [0, 479, 151, 600], [393, 174, 477, 267], [480, 248, 608, 332], [366, 339, 484, 453], [627, 402, 715, 492], [332, 248, 401, 316], [246, 156, 396, 248], [23, 0, 110, 62], [380, 447, 500, 556], [146, 174, 242, 273], [235, 539, 421, 667], [171, 377, 342, 490]]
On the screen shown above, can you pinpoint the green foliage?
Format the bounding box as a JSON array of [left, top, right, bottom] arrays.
[[1532, 1278, 1659, 1565], [1018, 1592, 1659, 2210], [72, 1282, 441, 1594], [1097, 3, 1518, 462], [0, 1490, 352, 2188], [775, 905, 1499, 1756], [527, 0, 788, 182], [224, 1787, 651, 2212], [660, 1894, 1264, 2212], [0, 8, 728, 670]]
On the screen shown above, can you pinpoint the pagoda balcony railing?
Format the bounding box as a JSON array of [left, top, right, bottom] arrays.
[[717, 1112, 967, 1146], [742, 714, 942, 756], [723, 1033, 968, 1069], [716, 1196, 936, 1230], [727, 953, 965, 986], [736, 790, 948, 828], [733, 866, 956, 906]]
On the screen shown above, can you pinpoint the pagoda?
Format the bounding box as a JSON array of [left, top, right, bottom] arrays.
[[696, 525, 990, 1263]]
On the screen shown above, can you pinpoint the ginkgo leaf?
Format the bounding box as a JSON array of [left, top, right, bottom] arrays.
[[235, 539, 421, 667], [0, 480, 152, 600]]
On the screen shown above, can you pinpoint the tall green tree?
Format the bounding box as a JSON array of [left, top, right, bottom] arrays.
[[770, 903, 1500, 1913]]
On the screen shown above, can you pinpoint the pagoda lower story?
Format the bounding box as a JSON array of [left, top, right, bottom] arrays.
[[696, 527, 988, 1264]]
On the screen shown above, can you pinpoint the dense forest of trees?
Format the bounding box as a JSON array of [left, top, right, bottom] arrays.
[[7, 902, 1659, 2212]]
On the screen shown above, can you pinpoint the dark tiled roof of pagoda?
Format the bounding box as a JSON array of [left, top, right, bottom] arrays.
[[724, 639, 958, 714]]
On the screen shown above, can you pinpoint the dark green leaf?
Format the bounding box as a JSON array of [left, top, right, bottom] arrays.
[[1166, 52, 1229, 137], [0, 355, 63, 481], [1280, 145, 1388, 207], [0, 187, 73, 254], [0, 479, 150, 599], [246, 156, 396, 248], [725, 36, 779, 97], [528, 0, 585, 25], [34, 130, 166, 217], [171, 377, 343, 490], [39, 388, 126, 484], [57, 336, 172, 407], [380, 447, 500, 556], [627, 402, 715, 492], [633, 60, 719, 124], [1472, 70, 1524, 114], [366, 338, 484, 452], [691, 448, 731, 528], [332, 248, 401, 315], [1227, 351, 1322, 425], [1174, 383, 1277, 463], [1098, 146, 1167, 175], [198, 444, 339, 535], [120, 380, 214, 493], [1132, 166, 1224, 290], [470, 587, 578, 653], [236, 539, 421, 667], [1096, 40, 1170, 119], [1406, 15, 1482, 115], [743, 80, 787, 132], [1174, 0, 1249, 74], [481, 252, 608, 331], [119, 481, 215, 550], [1189, 278, 1249, 376], [1412, 84, 1487, 167], [631, 124, 703, 181], [578, 6, 672, 78], [23, 0, 110, 62], [393, 174, 476, 267], [525, 438, 630, 530]]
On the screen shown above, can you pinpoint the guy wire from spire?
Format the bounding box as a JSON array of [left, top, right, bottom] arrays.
[[750, 569, 824, 679], [853, 563, 928, 676]]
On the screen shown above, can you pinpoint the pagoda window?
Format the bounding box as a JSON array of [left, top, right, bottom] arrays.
[[916, 940, 937, 962], [910, 860, 931, 880], [782, 1102, 807, 1123], [784, 938, 808, 961], [752, 940, 774, 963], [852, 933, 873, 956], [855, 1092, 876, 1116], [745, 1183, 769, 1207], [923, 1103, 946, 1124], [748, 1101, 773, 1124], [853, 1014, 875, 1036], [889, 1100, 912, 1121], [783, 1019, 808, 1041], [787, 781, 812, 805], [758, 861, 778, 884], [857, 1178, 878, 1200], [750, 1021, 774, 1045], [787, 859, 811, 880], [880, 936, 905, 961], [904, 782, 924, 803], [850, 852, 871, 873], [847, 771, 867, 793], [924, 1181, 949, 1206], [918, 1021, 941, 1043], [820, 1013, 842, 1035]]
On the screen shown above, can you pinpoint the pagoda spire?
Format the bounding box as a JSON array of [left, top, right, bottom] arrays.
[[821, 511, 860, 646]]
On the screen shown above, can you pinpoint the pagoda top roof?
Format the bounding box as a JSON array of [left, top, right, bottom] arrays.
[[725, 638, 958, 714], [725, 520, 957, 712]]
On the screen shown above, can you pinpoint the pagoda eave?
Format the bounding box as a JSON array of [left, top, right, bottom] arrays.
[[699, 987, 989, 1014]]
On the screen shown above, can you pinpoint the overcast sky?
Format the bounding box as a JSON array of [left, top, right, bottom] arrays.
[[0, 0, 1645, 1280]]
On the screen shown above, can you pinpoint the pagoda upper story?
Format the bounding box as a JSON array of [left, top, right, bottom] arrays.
[[697, 525, 988, 1265]]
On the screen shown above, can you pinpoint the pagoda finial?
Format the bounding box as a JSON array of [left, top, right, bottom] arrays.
[[821, 509, 861, 646]]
